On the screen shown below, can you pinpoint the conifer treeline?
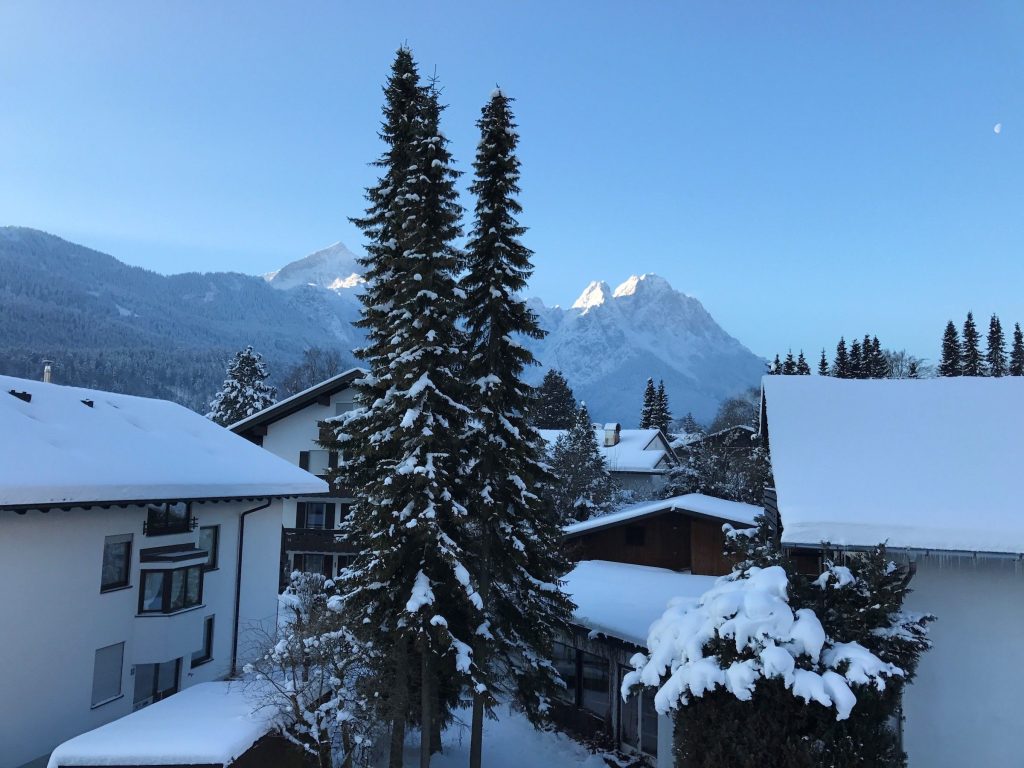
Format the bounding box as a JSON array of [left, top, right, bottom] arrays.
[[938, 312, 1024, 377]]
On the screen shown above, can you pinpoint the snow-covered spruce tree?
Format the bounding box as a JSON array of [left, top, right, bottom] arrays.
[[679, 412, 703, 436], [653, 379, 671, 433], [782, 350, 797, 375], [848, 339, 863, 379], [833, 337, 849, 378], [531, 368, 577, 428], [961, 311, 985, 376], [329, 49, 483, 768], [626, 516, 933, 768], [768, 354, 782, 374], [939, 321, 961, 376], [818, 349, 830, 376], [639, 377, 657, 428], [1011, 323, 1024, 376], [206, 345, 276, 426], [795, 351, 811, 375], [869, 336, 887, 378], [459, 87, 576, 768], [986, 314, 1007, 377], [245, 572, 379, 768], [547, 403, 616, 523]]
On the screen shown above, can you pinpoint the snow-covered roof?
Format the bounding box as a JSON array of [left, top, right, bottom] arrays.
[[563, 493, 761, 537], [230, 367, 365, 434], [0, 375, 327, 508], [563, 559, 716, 645], [538, 427, 673, 473], [47, 682, 276, 767], [763, 375, 1024, 554]]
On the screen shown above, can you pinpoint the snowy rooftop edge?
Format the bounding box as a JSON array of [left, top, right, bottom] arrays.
[[538, 427, 671, 472], [47, 682, 276, 767], [0, 375, 327, 507], [764, 375, 1024, 555], [564, 493, 762, 536], [229, 367, 366, 431]]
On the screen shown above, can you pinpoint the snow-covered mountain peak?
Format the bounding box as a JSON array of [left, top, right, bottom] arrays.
[[612, 273, 674, 299], [266, 241, 364, 292], [571, 280, 613, 312]]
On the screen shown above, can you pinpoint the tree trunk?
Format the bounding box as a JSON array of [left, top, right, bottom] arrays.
[[420, 647, 433, 768], [431, 684, 443, 754], [470, 522, 492, 768], [389, 637, 409, 768]]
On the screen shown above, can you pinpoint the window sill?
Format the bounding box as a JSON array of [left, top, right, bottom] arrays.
[[90, 693, 124, 710], [137, 603, 205, 618], [100, 584, 132, 594], [202, 566, 219, 573], [190, 656, 214, 669]]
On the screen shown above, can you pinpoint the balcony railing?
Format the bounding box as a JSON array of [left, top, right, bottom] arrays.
[[144, 504, 198, 536]]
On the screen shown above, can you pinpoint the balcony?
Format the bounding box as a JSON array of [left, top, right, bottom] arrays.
[[283, 528, 355, 554], [144, 503, 197, 537]]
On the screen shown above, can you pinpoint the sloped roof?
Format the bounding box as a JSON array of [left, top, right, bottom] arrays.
[[538, 427, 674, 473], [230, 367, 365, 434], [563, 559, 717, 645], [763, 375, 1024, 554], [0, 375, 327, 509], [563, 493, 761, 537]]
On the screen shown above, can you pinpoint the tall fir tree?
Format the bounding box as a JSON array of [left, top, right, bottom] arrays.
[[961, 312, 985, 376], [459, 87, 574, 768], [680, 412, 703, 436], [818, 349, 830, 376], [796, 351, 811, 375], [329, 49, 481, 767], [986, 314, 1007, 377], [833, 337, 850, 378], [1010, 323, 1024, 376], [531, 369, 577, 428], [639, 377, 657, 428], [769, 354, 782, 374], [548, 403, 616, 523], [869, 336, 887, 379], [653, 379, 672, 433], [206, 346, 276, 426], [849, 339, 863, 379], [782, 350, 797, 375], [939, 321, 961, 377]]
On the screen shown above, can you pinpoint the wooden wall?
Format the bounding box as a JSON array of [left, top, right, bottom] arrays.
[[689, 517, 735, 576]]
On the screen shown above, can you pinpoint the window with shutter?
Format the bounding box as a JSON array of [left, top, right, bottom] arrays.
[[295, 502, 307, 529], [325, 503, 336, 530], [299, 451, 310, 470]]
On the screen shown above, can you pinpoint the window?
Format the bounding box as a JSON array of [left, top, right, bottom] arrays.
[[191, 615, 215, 668], [296, 502, 336, 530], [295, 553, 332, 576], [139, 566, 203, 614], [133, 659, 180, 710], [625, 525, 646, 546], [640, 690, 658, 756], [580, 650, 610, 716], [336, 553, 359, 573], [91, 642, 125, 707], [145, 502, 192, 536], [553, 642, 578, 702], [619, 666, 639, 750], [198, 526, 219, 571], [101, 534, 132, 591]]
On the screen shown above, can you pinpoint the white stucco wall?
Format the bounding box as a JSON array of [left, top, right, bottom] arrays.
[[902, 555, 1024, 767], [0, 499, 281, 768]]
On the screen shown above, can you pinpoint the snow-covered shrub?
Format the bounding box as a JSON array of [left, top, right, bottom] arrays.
[[624, 517, 933, 768], [245, 572, 381, 768]]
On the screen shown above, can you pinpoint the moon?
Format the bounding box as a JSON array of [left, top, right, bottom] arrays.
[[994, 123, 1003, 135]]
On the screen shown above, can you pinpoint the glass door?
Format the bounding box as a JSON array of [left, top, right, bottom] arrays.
[[133, 658, 181, 710]]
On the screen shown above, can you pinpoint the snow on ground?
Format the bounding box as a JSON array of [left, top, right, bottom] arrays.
[[763, 375, 1024, 553], [564, 493, 761, 536], [399, 706, 611, 768], [0, 374, 326, 507], [563, 559, 717, 645], [47, 682, 277, 767]]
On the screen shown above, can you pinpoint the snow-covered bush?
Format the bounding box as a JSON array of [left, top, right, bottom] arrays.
[[245, 572, 380, 768], [624, 517, 933, 768]]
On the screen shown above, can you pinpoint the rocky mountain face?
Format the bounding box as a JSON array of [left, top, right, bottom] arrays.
[[0, 228, 763, 422]]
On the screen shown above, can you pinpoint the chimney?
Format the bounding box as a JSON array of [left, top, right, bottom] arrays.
[[42, 360, 53, 384], [603, 422, 621, 447]]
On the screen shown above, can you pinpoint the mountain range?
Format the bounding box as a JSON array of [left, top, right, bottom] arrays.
[[0, 227, 764, 423]]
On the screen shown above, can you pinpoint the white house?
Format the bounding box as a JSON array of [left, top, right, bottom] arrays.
[[761, 375, 1024, 768], [0, 375, 327, 768], [230, 369, 365, 584], [539, 425, 677, 494]]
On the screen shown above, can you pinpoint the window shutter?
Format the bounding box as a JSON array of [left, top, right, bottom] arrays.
[[328, 451, 339, 469], [295, 502, 307, 529], [323, 555, 333, 577], [325, 503, 336, 530], [293, 554, 304, 572], [299, 451, 310, 470]]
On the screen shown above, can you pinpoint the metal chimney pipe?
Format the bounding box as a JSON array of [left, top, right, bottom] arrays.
[[42, 360, 52, 383]]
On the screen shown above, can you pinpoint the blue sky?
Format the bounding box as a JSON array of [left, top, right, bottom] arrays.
[[2, 1, 1022, 361]]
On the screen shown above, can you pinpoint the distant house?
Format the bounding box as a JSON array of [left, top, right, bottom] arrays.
[[671, 422, 757, 455], [231, 369, 365, 587], [556, 494, 760, 766], [0, 375, 326, 768], [762, 375, 1024, 768], [539, 425, 677, 494]]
